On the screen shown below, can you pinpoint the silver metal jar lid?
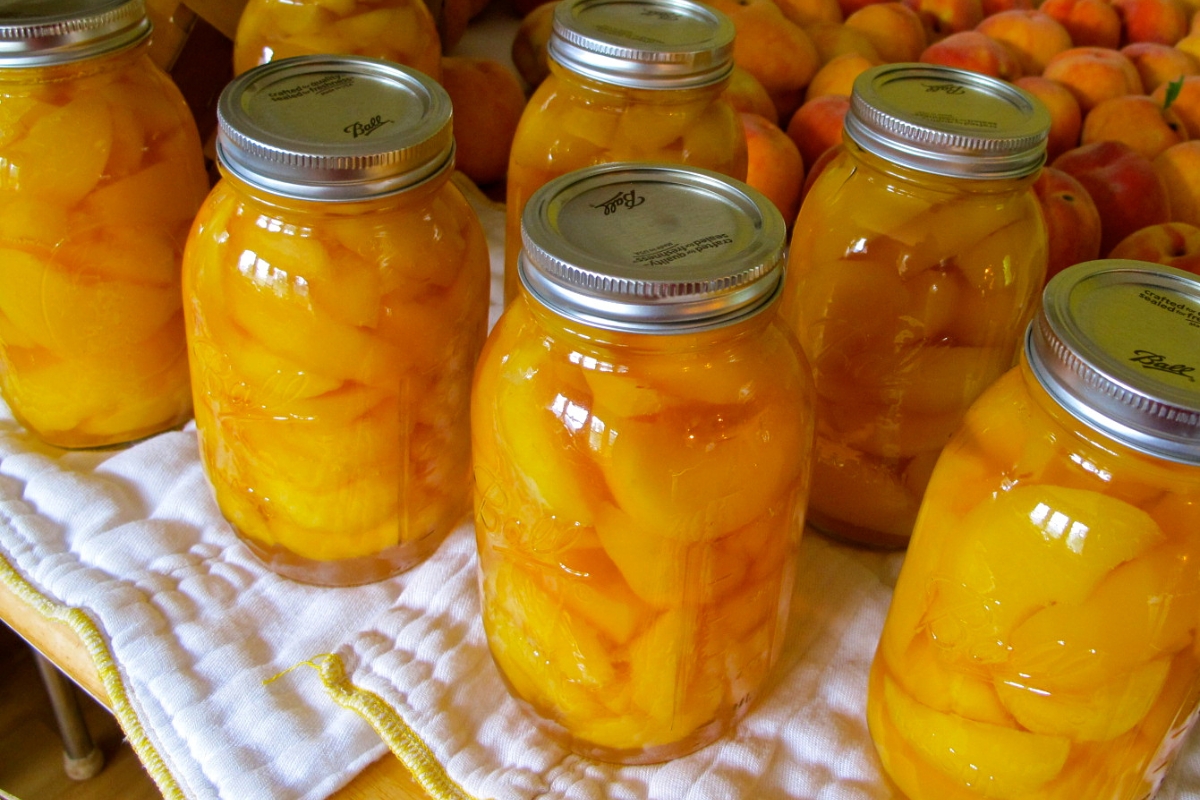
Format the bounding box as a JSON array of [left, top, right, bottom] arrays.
[[0, 0, 150, 67], [845, 63, 1050, 180], [1027, 259, 1200, 466], [519, 162, 786, 332], [549, 0, 735, 90], [216, 55, 454, 202]]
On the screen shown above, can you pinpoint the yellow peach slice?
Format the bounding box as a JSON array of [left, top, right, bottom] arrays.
[[995, 658, 1171, 742], [535, 547, 648, 646], [80, 159, 207, 228], [883, 673, 1071, 799], [2, 93, 112, 206], [602, 399, 802, 541], [628, 607, 724, 744], [887, 632, 1014, 727], [807, 437, 919, 539], [953, 213, 1045, 293], [0, 198, 70, 249], [929, 485, 1166, 659]]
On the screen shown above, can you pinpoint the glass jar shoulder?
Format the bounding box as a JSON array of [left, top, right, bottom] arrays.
[[509, 65, 743, 177]]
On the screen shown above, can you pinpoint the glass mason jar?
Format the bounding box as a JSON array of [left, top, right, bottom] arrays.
[[0, 0, 209, 449], [183, 56, 491, 586], [780, 64, 1051, 548], [503, 0, 747, 305], [868, 260, 1200, 800], [232, 0, 442, 81], [473, 163, 816, 764]]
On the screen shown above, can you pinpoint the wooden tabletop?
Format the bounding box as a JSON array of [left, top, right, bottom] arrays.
[[0, 570, 435, 800]]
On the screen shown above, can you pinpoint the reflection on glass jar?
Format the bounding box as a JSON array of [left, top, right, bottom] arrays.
[[781, 64, 1051, 548], [232, 0, 442, 81], [183, 56, 490, 585], [0, 0, 210, 449], [503, 0, 747, 304], [868, 260, 1200, 800], [474, 163, 815, 764]]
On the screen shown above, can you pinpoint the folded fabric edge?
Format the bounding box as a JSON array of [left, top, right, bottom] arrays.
[[0, 553, 187, 800], [284, 652, 484, 800]]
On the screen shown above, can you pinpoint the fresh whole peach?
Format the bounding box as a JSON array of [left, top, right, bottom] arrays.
[[1120, 41, 1200, 91], [802, 20, 883, 63], [1109, 0, 1190, 45], [721, 65, 780, 125], [1080, 93, 1188, 160], [976, 10, 1074, 76], [510, 1, 556, 89], [919, 30, 1024, 80], [1107, 221, 1200, 273], [1151, 73, 1200, 135], [903, 0, 985, 42], [787, 93, 850, 168], [706, 0, 822, 122], [1039, 0, 1124, 49], [1014, 76, 1083, 161], [1153, 139, 1200, 225], [1042, 46, 1146, 114], [775, 0, 845, 27], [845, 2, 929, 62], [741, 112, 806, 228], [1052, 139, 1172, 256], [805, 52, 881, 102], [982, 0, 1035, 13], [1033, 166, 1104, 283], [439, 57, 526, 186], [838, 0, 897, 16], [1176, 31, 1200, 63]]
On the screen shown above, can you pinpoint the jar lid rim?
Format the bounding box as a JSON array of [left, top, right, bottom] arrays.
[[1028, 259, 1200, 465], [0, 0, 149, 66]]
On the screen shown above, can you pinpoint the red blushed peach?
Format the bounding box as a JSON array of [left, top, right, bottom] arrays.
[[1042, 46, 1146, 114], [787, 93, 850, 169], [1080, 93, 1188, 160], [1150, 73, 1200, 135], [1052, 139, 1172, 256], [1110, 0, 1191, 45], [741, 112, 806, 229], [845, 2, 929, 62], [903, 0, 985, 42], [1033, 166, 1104, 283], [838, 0, 894, 15], [1039, 0, 1124, 48], [1108, 221, 1200, 274], [976, 9, 1074, 75], [983, 0, 1035, 14], [1120, 41, 1200, 91], [919, 30, 1024, 79], [1015, 76, 1083, 161], [1153, 139, 1200, 226]]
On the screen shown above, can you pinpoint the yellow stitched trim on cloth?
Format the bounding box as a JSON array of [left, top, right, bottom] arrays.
[[0, 554, 186, 800], [269, 654, 482, 800]]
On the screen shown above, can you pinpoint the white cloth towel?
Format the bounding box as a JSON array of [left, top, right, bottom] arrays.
[[2, 186, 1200, 800]]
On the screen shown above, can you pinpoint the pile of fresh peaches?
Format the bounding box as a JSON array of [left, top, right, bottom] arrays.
[[436, 0, 1200, 279]]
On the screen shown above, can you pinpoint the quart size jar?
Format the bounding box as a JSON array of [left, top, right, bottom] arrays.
[[232, 0, 442, 81], [183, 56, 490, 586], [0, 0, 209, 449], [780, 63, 1051, 548], [868, 260, 1200, 800], [473, 163, 816, 764], [502, 0, 747, 305]]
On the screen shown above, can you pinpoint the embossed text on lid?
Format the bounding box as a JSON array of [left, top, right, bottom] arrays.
[[519, 162, 786, 331], [549, 0, 734, 89], [216, 54, 454, 201], [0, 0, 149, 66], [1028, 259, 1200, 464], [845, 62, 1050, 179]]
